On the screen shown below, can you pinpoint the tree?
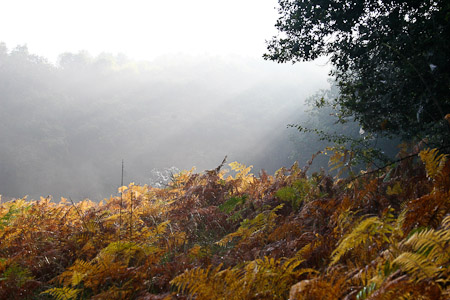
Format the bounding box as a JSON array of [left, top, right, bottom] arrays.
[[265, 0, 450, 147]]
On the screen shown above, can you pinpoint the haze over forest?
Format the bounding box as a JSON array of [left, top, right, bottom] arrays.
[[0, 43, 331, 201]]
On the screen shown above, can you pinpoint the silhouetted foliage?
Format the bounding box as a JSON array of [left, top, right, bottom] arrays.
[[265, 0, 450, 146]]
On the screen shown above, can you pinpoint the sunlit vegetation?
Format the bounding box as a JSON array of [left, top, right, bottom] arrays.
[[1, 146, 449, 299]]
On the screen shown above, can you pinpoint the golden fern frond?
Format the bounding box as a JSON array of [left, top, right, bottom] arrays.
[[170, 264, 223, 298], [394, 209, 407, 236], [229, 161, 253, 178], [70, 271, 85, 287], [419, 148, 448, 180], [139, 220, 170, 244], [95, 241, 158, 267], [58, 259, 94, 286], [393, 252, 440, 281], [91, 286, 131, 300], [403, 228, 450, 264], [237, 256, 315, 300], [442, 215, 450, 229], [41, 287, 81, 300], [330, 216, 386, 265], [290, 242, 315, 264], [70, 260, 94, 275]]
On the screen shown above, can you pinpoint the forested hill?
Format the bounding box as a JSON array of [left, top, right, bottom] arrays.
[[0, 44, 329, 201]]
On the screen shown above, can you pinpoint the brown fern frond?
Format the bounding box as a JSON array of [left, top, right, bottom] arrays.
[[367, 274, 441, 300], [403, 190, 450, 232]]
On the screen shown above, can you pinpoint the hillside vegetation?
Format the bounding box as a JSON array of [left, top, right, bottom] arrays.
[[1, 145, 449, 299]]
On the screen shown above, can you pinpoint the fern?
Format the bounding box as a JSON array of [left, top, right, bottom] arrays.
[[393, 224, 450, 282], [95, 241, 156, 266], [0, 198, 30, 229], [0, 205, 20, 230], [356, 282, 377, 300], [443, 215, 450, 229], [326, 146, 356, 177], [41, 287, 81, 300], [403, 228, 450, 263], [219, 195, 247, 214], [229, 161, 253, 179], [330, 216, 390, 265], [216, 204, 283, 246], [419, 148, 448, 181], [393, 252, 441, 281], [58, 259, 94, 287], [0, 263, 33, 288], [171, 256, 315, 300], [276, 179, 310, 210], [170, 264, 223, 299]]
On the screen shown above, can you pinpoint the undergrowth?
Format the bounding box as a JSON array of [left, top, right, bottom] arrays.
[[0, 147, 449, 299]]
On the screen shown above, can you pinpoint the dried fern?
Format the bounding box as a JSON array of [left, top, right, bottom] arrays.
[[41, 287, 81, 300], [330, 216, 390, 265], [171, 255, 315, 300], [393, 224, 450, 282], [419, 148, 448, 181]]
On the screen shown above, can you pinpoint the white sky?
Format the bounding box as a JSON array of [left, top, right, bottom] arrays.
[[0, 0, 282, 62]]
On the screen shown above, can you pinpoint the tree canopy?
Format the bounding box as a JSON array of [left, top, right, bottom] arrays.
[[265, 0, 450, 147]]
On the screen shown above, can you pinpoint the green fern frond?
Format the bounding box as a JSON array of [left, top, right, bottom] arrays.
[[216, 204, 283, 246], [41, 287, 81, 300], [356, 282, 377, 300], [219, 195, 247, 214]]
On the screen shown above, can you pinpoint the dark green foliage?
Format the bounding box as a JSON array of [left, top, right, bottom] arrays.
[[275, 179, 309, 210], [289, 80, 401, 175], [219, 195, 247, 214], [266, 0, 450, 145]]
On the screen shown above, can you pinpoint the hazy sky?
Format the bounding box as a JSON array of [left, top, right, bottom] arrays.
[[0, 0, 282, 62]]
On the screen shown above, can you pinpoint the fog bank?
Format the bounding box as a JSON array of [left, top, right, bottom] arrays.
[[0, 44, 330, 201]]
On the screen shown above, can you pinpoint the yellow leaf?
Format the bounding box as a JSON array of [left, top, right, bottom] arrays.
[[387, 182, 402, 195], [118, 186, 128, 193]]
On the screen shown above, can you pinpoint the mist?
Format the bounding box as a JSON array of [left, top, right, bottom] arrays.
[[0, 44, 330, 201]]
